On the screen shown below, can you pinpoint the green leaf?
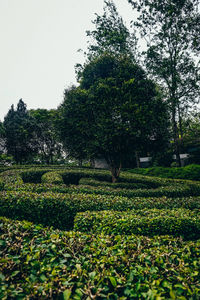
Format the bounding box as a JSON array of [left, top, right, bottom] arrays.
[[63, 289, 71, 300], [109, 276, 117, 287]]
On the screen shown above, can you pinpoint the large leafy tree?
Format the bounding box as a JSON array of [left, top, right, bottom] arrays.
[[181, 112, 200, 164], [128, 0, 200, 166], [29, 109, 63, 164], [4, 99, 37, 164], [60, 53, 169, 182], [85, 0, 134, 58], [0, 121, 5, 154]]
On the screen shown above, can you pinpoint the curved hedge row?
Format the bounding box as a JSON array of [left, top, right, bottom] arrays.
[[128, 164, 200, 181], [74, 208, 200, 239], [0, 190, 200, 230], [1, 169, 200, 199], [0, 217, 200, 299]]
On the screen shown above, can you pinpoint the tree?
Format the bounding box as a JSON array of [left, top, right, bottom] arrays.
[[76, 0, 137, 78], [29, 109, 64, 164], [4, 99, 37, 164], [86, 0, 134, 57], [180, 112, 200, 164], [128, 0, 200, 166], [58, 86, 93, 164], [60, 53, 169, 182]]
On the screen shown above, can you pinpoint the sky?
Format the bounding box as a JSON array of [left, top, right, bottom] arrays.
[[0, 0, 135, 121]]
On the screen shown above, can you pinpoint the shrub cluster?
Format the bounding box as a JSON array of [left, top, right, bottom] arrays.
[[41, 171, 64, 185], [0, 217, 200, 299], [74, 208, 200, 239], [128, 164, 200, 181], [0, 190, 200, 230]]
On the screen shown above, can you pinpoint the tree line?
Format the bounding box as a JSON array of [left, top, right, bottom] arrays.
[[0, 0, 199, 182]]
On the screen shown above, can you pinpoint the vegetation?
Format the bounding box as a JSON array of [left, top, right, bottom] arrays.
[[128, 164, 200, 181], [0, 166, 200, 298]]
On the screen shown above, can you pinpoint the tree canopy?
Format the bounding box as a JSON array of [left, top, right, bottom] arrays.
[[128, 0, 200, 165], [59, 53, 169, 181]]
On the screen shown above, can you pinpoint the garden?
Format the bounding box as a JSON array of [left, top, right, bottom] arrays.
[[0, 166, 200, 299]]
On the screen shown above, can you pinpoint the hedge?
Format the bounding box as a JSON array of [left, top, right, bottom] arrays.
[[79, 177, 150, 189], [2, 170, 200, 199], [0, 217, 200, 299], [74, 208, 200, 239], [41, 171, 64, 185], [1, 190, 200, 230], [128, 164, 200, 181]]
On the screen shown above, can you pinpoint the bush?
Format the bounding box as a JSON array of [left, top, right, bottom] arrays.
[[21, 170, 48, 183], [74, 209, 200, 239], [128, 164, 200, 181], [41, 171, 64, 185], [1, 190, 200, 230], [0, 217, 200, 299]]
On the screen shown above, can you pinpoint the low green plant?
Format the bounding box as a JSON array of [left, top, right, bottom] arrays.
[[0, 217, 200, 299], [74, 208, 200, 239], [41, 171, 64, 184]]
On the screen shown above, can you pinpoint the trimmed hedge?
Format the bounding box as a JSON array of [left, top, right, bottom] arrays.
[[2, 170, 200, 199], [128, 164, 200, 181], [0, 217, 200, 299], [79, 177, 150, 189], [74, 208, 200, 239], [1, 190, 200, 230], [41, 171, 64, 185]]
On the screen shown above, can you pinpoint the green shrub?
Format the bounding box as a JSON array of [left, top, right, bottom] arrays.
[[0, 217, 200, 299], [79, 178, 150, 189], [41, 171, 64, 184], [74, 209, 200, 239], [128, 164, 200, 181], [1, 190, 200, 230], [21, 170, 49, 183]]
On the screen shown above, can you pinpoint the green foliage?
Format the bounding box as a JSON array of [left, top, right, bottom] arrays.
[[41, 171, 64, 185], [21, 170, 48, 183], [75, 208, 200, 239], [3, 100, 38, 164], [29, 109, 63, 164], [128, 164, 200, 181], [128, 0, 200, 165], [60, 53, 169, 182], [0, 217, 200, 299], [85, 0, 134, 59]]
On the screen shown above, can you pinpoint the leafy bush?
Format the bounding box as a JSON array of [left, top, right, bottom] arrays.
[[128, 164, 200, 181], [79, 178, 150, 189], [0, 217, 200, 299], [74, 208, 200, 239], [1, 190, 200, 230], [21, 170, 48, 183], [41, 171, 64, 184]]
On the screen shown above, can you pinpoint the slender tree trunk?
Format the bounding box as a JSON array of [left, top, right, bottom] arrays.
[[135, 151, 140, 168], [110, 161, 122, 183], [89, 158, 95, 168], [172, 107, 181, 167], [78, 159, 83, 167]]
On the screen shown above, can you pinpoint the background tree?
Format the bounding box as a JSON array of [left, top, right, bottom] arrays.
[[29, 109, 63, 164], [181, 112, 200, 164], [60, 53, 169, 182], [128, 0, 200, 166], [3, 99, 38, 164], [86, 0, 134, 58], [58, 86, 93, 166]]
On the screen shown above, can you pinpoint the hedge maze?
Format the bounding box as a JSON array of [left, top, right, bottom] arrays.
[[0, 167, 200, 299]]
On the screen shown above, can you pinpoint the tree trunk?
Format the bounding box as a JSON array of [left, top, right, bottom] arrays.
[[89, 158, 95, 168], [78, 159, 83, 167], [172, 107, 181, 167], [110, 162, 122, 183], [135, 151, 140, 168]]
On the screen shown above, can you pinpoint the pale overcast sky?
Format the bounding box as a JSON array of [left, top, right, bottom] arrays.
[[0, 0, 135, 121]]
